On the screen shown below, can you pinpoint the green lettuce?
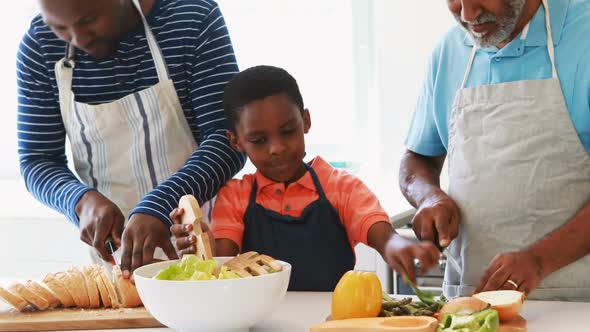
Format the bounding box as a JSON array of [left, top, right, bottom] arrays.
[[437, 308, 499, 332], [154, 255, 240, 281]]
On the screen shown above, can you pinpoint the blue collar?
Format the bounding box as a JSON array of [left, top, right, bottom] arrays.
[[463, 0, 570, 51]]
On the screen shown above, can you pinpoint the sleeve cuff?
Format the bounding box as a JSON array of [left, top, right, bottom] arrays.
[[358, 212, 391, 245], [67, 187, 97, 226], [212, 228, 243, 251], [404, 139, 448, 157], [131, 204, 173, 226]]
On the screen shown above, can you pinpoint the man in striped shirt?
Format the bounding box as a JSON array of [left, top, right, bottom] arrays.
[[17, 0, 245, 275]]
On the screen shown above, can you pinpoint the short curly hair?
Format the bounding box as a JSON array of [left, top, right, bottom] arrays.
[[223, 65, 304, 133]]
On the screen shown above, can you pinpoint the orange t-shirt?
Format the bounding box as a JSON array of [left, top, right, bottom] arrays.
[[210, 156, 390, 250]]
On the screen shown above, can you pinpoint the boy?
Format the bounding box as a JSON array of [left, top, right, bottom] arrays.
[[170, 65, 440, 291]]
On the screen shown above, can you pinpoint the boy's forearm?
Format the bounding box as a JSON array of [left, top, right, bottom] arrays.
[[214, 238, 240, 257], [399, 150, 446, 208], [367, 221, 395, 258]]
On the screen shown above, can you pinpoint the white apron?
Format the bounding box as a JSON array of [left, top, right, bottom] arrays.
[[55, 0, 197, 263], [444, 0, 590, 301]]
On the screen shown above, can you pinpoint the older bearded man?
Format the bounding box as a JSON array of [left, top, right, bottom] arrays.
[[400, 0, 590, 301]]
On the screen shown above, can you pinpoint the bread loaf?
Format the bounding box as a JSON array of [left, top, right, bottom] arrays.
[[1, 264, 142, 312]]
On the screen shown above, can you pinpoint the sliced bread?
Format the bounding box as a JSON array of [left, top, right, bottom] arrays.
[[0, 285, 29, 311], [91, 265, 112, 308], [25, 280, 61, 308], [12, 282, 49, 310], [65, 267, 90, 308], [112, 265, 142, 308], [43, 273, 75, 307], [82, 265, 100, 308], [96, 265, 120, 309]]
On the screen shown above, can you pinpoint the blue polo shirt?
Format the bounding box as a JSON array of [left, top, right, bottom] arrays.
[[405, 0, 590, 156]]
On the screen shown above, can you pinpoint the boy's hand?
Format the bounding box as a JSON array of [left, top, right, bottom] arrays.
[[169, 208, 212, 257], [384, 234, 440, 285]]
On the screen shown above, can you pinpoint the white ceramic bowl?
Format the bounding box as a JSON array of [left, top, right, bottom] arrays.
[[134, 257, 291, 332]]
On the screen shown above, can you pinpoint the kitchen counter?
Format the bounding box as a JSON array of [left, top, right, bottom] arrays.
[[2, 291, 589, 332]]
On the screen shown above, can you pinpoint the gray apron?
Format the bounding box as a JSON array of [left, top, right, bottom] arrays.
[[444, 0, 590, 301]]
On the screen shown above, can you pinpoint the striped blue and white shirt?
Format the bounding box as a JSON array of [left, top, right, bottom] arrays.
[[17, 0, 245, 226]]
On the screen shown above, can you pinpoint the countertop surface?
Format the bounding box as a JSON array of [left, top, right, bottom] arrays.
[[1, 289, 589, 332]]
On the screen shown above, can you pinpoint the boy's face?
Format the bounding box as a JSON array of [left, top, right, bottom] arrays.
[[228, 94, 311, 183]]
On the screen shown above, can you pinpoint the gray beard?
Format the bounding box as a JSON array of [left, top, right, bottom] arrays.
[[454, 0, 526, 48]]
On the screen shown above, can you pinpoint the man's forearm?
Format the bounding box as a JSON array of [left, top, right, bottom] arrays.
[[399, 150, 446, 208], [526, 201, 590, 279], [20, 158, 93, 225], [132, 129, 246, 225]]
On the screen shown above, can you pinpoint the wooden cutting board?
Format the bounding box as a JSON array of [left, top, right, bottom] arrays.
[[313, 315, 527, 332], [0, 305, 164, 331]]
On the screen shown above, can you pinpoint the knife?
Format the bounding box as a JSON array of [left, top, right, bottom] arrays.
[[440, 246, 462, 273], [105, 236, 120, 267], [433, 233, 461, 273]]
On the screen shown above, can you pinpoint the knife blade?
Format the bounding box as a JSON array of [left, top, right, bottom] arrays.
[[441, 246, 461, 273], [433, 233, 461, 273], [105, 236, 120, 267]]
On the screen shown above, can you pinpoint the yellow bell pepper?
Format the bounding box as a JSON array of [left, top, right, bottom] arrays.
[[331, 271, 382, 320]]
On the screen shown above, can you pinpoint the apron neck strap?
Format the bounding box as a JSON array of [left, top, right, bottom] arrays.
[[460, 47, 478, 89], [64, 44, 76, 68], [305, 163, 328, 200], [131, 0, 170, 81], [461, 0, 556, 89], [541, 0, 557, 78]]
